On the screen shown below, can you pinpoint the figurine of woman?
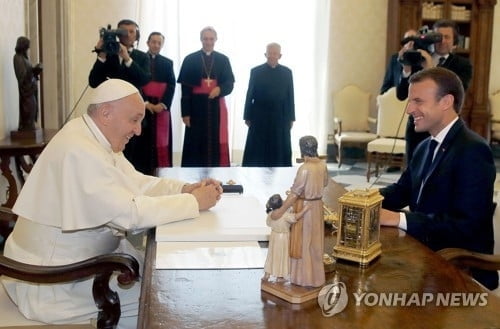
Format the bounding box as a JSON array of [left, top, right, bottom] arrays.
[[13, 36, 42, 131], [263, 193, 310, 282], [279, 136, 329, 287]]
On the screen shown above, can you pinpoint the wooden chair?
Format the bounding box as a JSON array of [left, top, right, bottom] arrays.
[[0, 207, 140, 329], [437, 202, 500, 295], [437, 248, 500, 272], [0, 206, 17, 249], [333, 85, 377, 168], [366, 87, 408, 182]]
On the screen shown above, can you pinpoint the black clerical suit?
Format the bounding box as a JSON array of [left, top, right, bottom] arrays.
[[242, 63, 295, 167], [396, 53, 472, 163], [380, 119, 498, 290], [88, 49, 154, 174]]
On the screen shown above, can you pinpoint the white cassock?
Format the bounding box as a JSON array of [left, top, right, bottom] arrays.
[[2, 113, 200, 327]]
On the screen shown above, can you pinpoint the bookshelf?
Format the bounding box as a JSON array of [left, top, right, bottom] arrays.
[[387, 0, 497, 139]]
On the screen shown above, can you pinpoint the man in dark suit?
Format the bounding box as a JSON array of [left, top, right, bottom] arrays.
[[397, 19, 472, 163], [143, 32, 176, 168], [380, 67, 498, 290], [380, 29, 417, 94], [88, 19, 152, 174]]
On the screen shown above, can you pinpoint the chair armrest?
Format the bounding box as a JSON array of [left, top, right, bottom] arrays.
[[437, 247, 500, 272], [333, 117, 343, 135], [0, 253, 140, 329], [0, 207, 17, 248]]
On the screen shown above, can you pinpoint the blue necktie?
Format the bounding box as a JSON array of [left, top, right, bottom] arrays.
[[417, 139, 438, 204], [422, 139, 438, 180]]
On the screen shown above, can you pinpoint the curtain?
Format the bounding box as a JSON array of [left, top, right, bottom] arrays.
[[138, 0, 330, 165]]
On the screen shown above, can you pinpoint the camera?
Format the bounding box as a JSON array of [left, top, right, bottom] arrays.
[[99, 24, 127, 55], [399, 26, 442, 66]]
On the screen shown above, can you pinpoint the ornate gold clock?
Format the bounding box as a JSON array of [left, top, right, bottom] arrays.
[[333, 189, 383, 266]]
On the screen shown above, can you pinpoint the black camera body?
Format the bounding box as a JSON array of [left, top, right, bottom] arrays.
[[99, 24, 127, 55], [399, 26, 442, 66]]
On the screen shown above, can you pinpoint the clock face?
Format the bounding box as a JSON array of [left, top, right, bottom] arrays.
[[341, 205, 363, 248]]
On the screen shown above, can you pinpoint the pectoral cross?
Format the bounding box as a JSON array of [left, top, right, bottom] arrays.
[[203, 78, 213, 87]]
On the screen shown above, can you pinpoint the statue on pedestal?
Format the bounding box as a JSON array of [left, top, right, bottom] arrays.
[[13, 36, 42, 132]]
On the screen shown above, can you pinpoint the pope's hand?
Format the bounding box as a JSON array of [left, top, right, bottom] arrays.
[[191, 183, 222, 210]]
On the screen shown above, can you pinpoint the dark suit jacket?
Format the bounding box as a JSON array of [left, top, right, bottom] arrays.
[[380, 119, 498, 289], [88, 49, 151, 89], [380, 53, 402, 94]]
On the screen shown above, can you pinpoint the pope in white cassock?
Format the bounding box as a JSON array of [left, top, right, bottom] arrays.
[[1, 79, 222, 328]]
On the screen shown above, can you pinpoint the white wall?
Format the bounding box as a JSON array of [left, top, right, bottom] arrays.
[[326, 0, 388, 134], [66, 0, 140, 122], [490, 5, 500, 94]]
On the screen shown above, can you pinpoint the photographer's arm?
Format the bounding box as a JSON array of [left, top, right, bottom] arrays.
[[88, 38, 109, 88]]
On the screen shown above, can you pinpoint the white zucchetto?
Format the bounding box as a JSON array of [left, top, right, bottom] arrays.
[[90, 78, 139, 104]]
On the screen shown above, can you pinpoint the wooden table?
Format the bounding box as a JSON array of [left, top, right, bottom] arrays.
[[0, 129, 57, 207], [138, 167, 500, 329]]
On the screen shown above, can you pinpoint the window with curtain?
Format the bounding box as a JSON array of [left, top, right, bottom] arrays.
[[138, 0, 330, 165]]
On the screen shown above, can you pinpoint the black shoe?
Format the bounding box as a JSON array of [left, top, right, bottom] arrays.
[[386, 166, 401, 173]]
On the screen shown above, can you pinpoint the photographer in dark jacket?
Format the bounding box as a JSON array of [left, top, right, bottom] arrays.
[[397, 19, 472, 163], [89, 19, 153, 174]]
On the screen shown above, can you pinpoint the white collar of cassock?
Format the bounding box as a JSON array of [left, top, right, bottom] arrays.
[[82, 113, 113, 153]]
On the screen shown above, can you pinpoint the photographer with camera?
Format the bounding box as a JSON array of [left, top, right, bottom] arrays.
[[396, 19, 472, 163], [380, 29, 417, 95], [89, 19, 154, 175]]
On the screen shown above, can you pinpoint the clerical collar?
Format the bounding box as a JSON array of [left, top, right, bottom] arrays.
[[148, 52, 156, 59], [203, 50, 213, 56], [128, 47, 134, 54], [82, 113, 113, 153]]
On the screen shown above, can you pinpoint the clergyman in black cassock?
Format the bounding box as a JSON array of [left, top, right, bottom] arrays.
[[177, 26, 235, 167], [242, 43, 295, 167], [143, 32, 176, 168]]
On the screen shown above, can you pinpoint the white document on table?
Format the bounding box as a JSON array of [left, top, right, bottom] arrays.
[[155, 195, 270, 242], [155, 241, 268, 269]]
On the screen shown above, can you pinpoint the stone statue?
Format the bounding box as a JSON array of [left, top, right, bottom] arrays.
[[13, 36, 42, 131]]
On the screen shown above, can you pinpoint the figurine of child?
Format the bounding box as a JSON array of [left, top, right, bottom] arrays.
[[263, 193, 310, 283]]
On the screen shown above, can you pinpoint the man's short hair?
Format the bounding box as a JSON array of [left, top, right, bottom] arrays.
[[433, 19, 460, 46], [147, 32, 164, 42], [409, 67, 465, 113], [200, 26, 217, 40]]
